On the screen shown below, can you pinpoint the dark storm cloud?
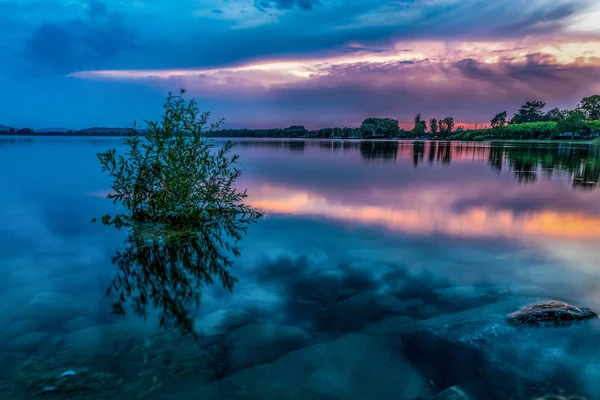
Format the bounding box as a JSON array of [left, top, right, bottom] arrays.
[[6, 0, 590, 74], [241, 56, 600, 125], [254, 0, 323, 11], [20, 1, 138, 74]]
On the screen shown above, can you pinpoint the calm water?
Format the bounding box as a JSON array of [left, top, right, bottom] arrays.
[[1, 137, 600, 399]]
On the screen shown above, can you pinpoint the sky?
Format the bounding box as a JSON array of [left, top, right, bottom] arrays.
[[1, 0, 600, 130]]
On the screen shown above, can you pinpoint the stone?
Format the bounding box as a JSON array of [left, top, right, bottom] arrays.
[[193, 308, 254, 338], [401, 299, 600, 400], [434, 286, 499, 311], [434, 386, 471, 400], [61, 323, 152, 358], [4, 321, 37, 340], [507, 301, 598, 326], [362, 316, 414, 344], [220, 324, 313, 374], [5, 332, 49, 353], [14, 292, 85, 331], [321, 291, 408, 332], [187, 333, 432, 400], [63, 316, 96, 332]]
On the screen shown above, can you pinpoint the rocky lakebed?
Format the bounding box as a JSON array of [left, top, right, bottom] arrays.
[[1, 263, 600, 400]]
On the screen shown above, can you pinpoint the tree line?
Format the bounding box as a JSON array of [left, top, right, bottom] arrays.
[[2, 95, 599, 141]]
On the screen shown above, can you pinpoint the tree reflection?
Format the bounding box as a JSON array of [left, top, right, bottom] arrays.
[[359, 141, 399, 162], [107, 225, 241, 336]]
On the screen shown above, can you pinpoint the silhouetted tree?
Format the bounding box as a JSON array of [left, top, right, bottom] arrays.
[[491, 111, 508, 128], [544, 108, 569, 122], [412, 114, 427, 136], [511, 101, 546, 124], [430, 118, 438, 134], [438, 117, 455, 136], [577, 95, 600, 121]]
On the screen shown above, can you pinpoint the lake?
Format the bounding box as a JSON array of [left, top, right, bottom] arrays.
[[1, 137, 600, 399]]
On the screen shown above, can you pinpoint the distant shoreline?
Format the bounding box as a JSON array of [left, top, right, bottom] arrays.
[[0, 133, 595, 144]]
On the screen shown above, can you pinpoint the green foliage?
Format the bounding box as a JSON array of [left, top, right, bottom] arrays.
[[438, 117, 455, 136], [511, 100, 546, 124], [412, 114, 427, 136], [429, 118, 438, 134], [558, 110, 588, 134], [95, 91, 263, 334], [491, 111, 508, 128], [544, 108, 569, 122], [587, 120, 600, 132], [96, 90, 262, 233], [359, 117, 400, 138], [578, 95, 600, 120]]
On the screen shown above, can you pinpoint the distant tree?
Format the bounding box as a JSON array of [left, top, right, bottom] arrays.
[[544, 108, 569, 122], [577, 95, 600, 121], [558, 110, 588, 137], [360, 117, 399, 138], [412, 114, 427, 136], [438, 117, 455, 136], [490, 111, 508, 128], [511, 101, 546, 124], [430, 118, 438, 134]]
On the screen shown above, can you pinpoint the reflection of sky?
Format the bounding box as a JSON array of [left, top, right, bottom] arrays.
[[2, 137, 600, 314]]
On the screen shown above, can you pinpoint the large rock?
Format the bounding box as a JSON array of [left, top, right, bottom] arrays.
[[60, 322, 156, 359], [220, 324, 312, 374], [13, 292, 86, 331], [401, 298, 600, 400], [4, 332, 49, 353], [3, 321, 37, 341], [434, 286, 499, 311], [189, 333, 432, 400], [193, 308, 254, 338], [433, 386, 472, 400], [320, 291, 408, 332], [507, 301, 598, 326], [63, 316, 96, 333], [362, 315, 414, 344]]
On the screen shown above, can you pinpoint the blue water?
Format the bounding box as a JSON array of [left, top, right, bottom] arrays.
[[1, 137, 600, 399]]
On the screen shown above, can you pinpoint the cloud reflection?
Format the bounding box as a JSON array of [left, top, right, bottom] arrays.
[[250, 184, 600, 241]]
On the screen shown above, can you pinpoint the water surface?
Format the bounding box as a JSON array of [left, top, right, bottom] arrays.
[[1, 138, 600, 399]]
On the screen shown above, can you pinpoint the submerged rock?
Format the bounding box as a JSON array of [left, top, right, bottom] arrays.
[[434, 386, 471, 400], [14, 292, 86, 331], [401, 299, 600, 400], [434, 286, 499, 311], [189, 333, 432, 400], [507, 301, 598, 326], [220, 324, 313, 374], [4, 320, 37, 340], [193, 308, 254, 338], [321, 291, 408, 332], [5, 332, 49, 353], [63, 316, 96, 333]]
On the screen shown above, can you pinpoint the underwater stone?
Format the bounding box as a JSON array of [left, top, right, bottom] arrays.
[[433, 386, 471, 400], [63, 316, 96, 332], [220, 324, 313, 374], [5, 332, 49, 353], [4, 320, 37, 340], [507, 301, 598, 327], [193, 308, 254, 337], [188, 333, 433, 400], [401, 299, 600, 400]]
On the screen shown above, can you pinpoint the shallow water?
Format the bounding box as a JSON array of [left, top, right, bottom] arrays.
[[1, 137, 600, 399]]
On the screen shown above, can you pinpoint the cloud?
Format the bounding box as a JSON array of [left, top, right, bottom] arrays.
[[68, 37, 600, 126], [20, 0, 138, 74], [254, 0, 323, 11]]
